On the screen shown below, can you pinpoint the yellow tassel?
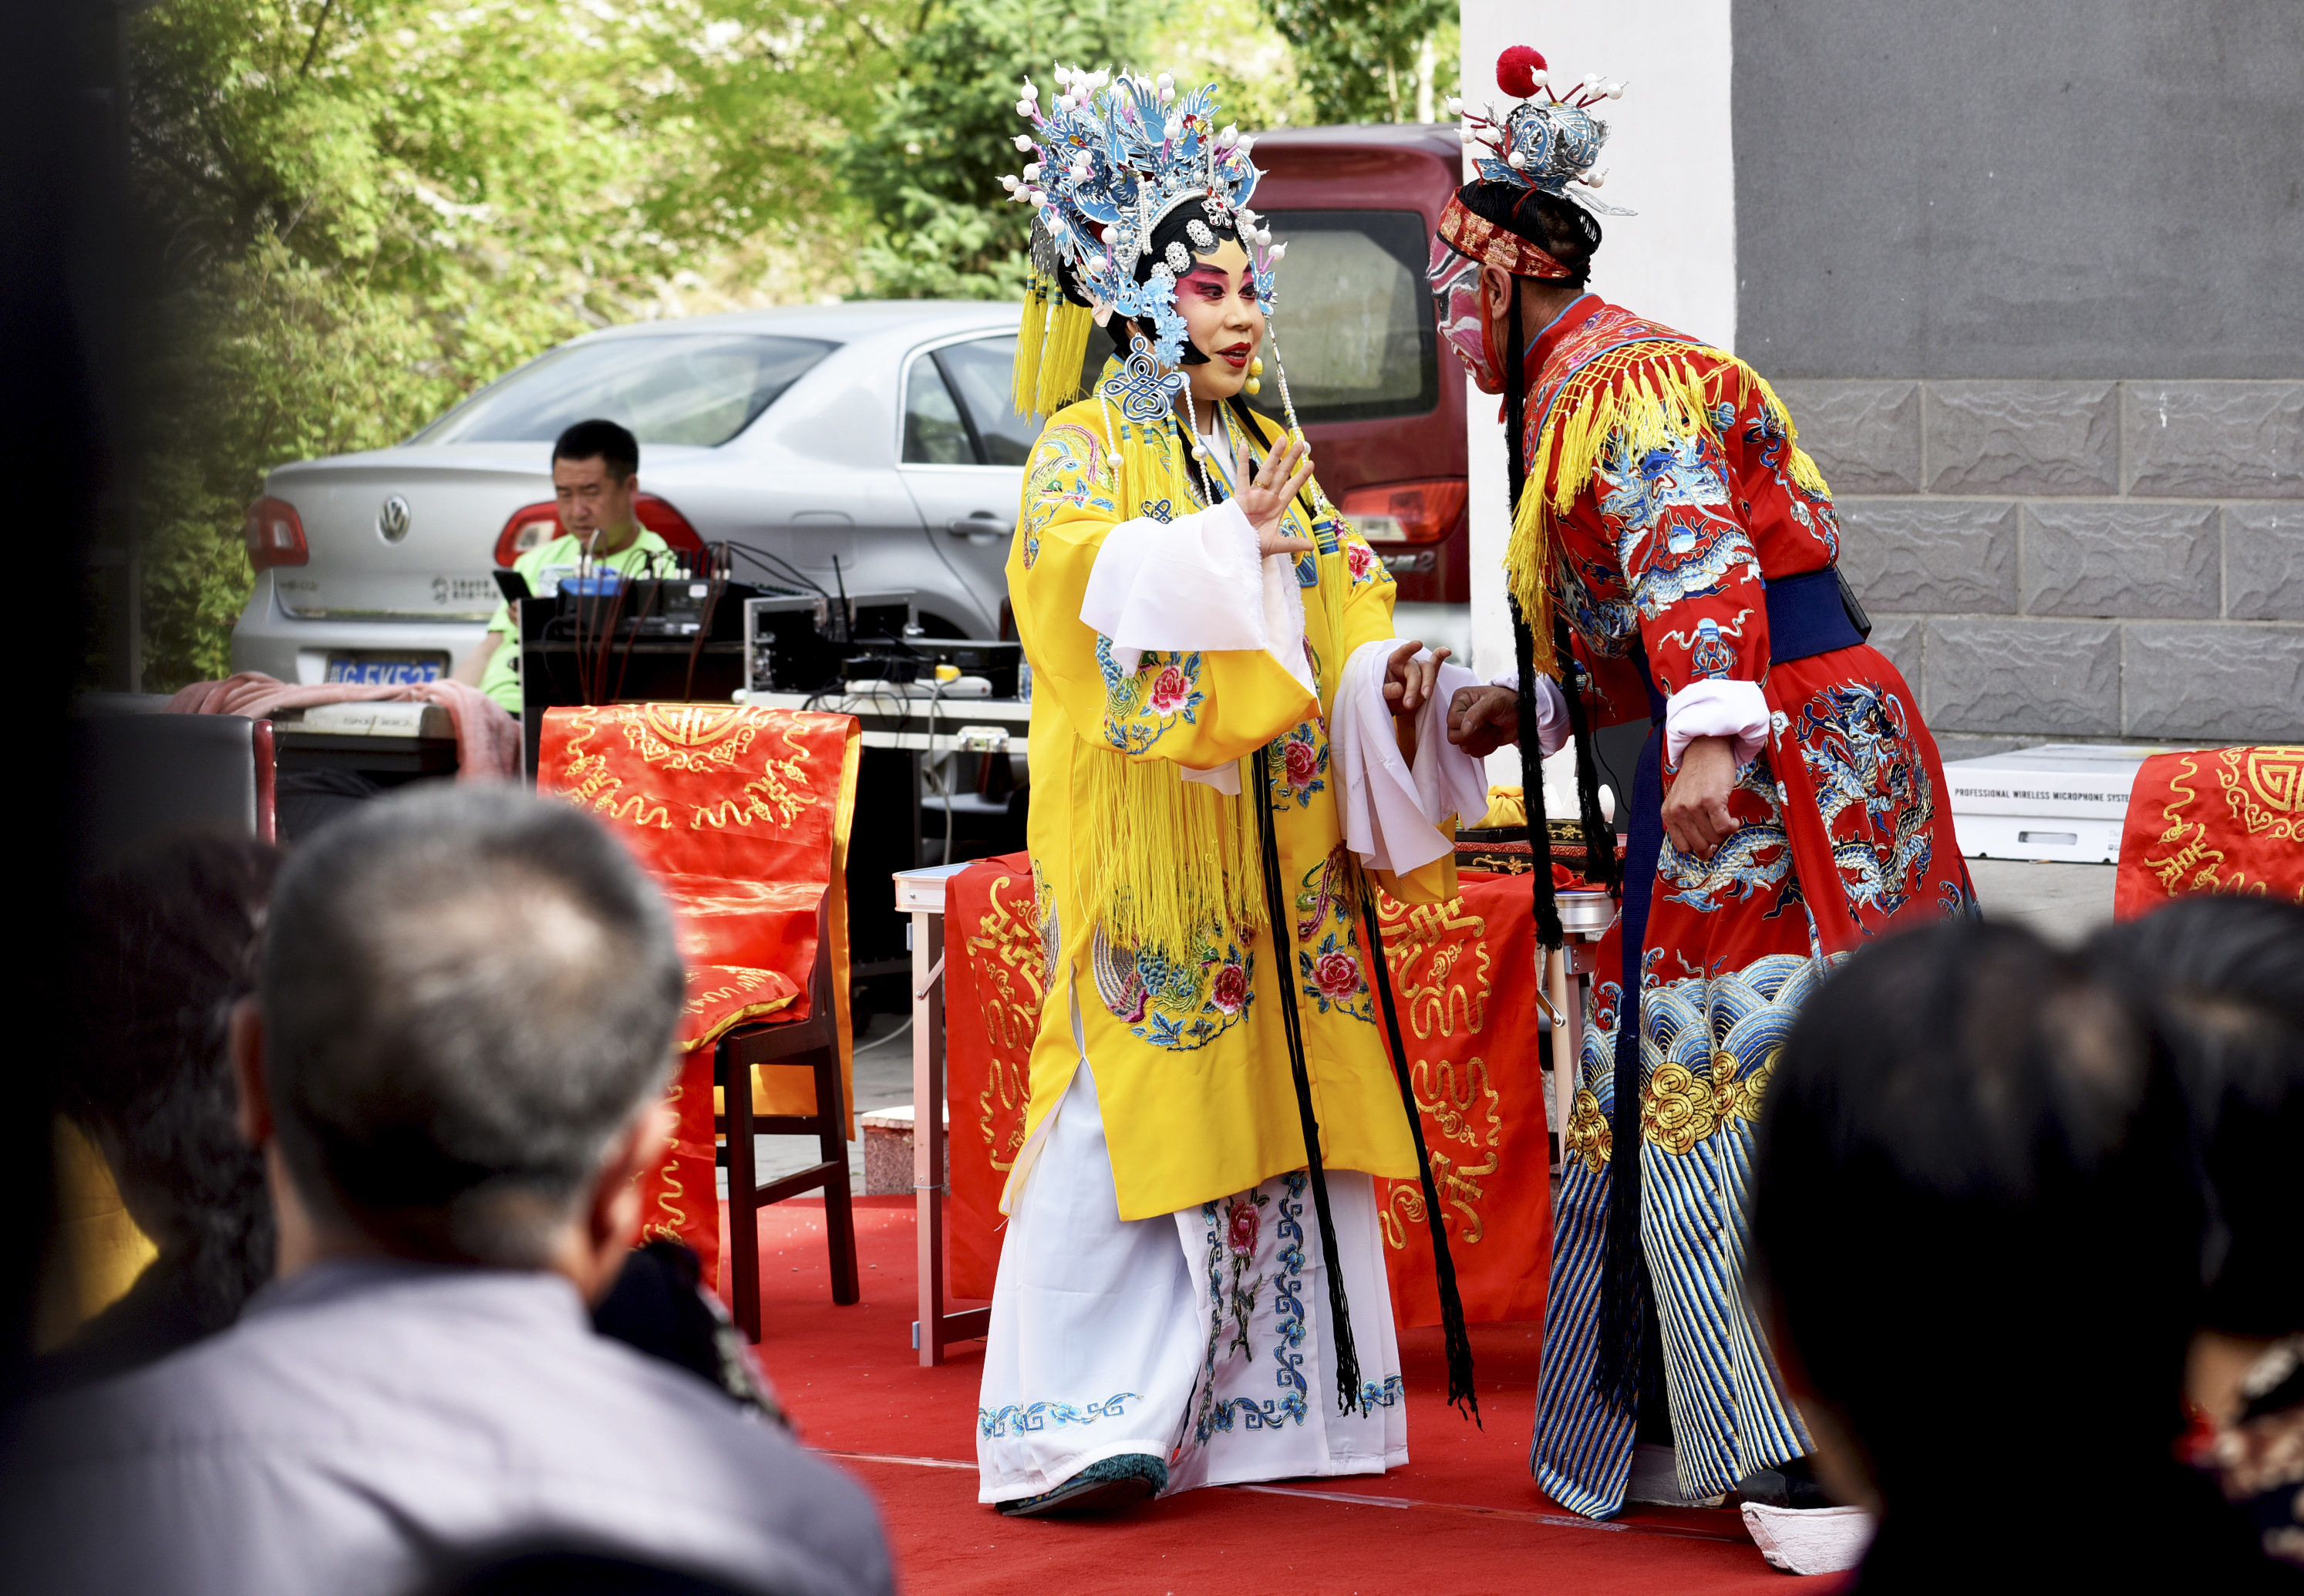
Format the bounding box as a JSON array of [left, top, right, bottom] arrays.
[[1505, 477, 1558, 675], [1506, 342, 1843, 682], [1745, 365, 1837, 500], [1013, 275, 1049, 416], [1035, 299, 1093, 417], [1076, 748, 1265, 961]]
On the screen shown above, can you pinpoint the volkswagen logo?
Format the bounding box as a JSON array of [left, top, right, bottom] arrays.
[[377, 494, 413, 544]]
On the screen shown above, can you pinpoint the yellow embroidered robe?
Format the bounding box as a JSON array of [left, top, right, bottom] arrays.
[[1006, 388, 1442, 1221]]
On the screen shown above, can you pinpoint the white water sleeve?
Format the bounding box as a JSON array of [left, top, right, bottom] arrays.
[[1079, 498, 1312, 697], [1664, 678, 1770, 769], [1333, 641, 1490, 876]]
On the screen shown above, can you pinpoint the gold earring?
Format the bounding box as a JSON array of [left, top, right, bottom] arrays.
[[1249, 358, 1265, 377], [1245, 377, 1261, 394]]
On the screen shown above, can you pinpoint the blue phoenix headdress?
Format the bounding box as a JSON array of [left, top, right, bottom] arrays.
[[1450, 45, 1635, 219], [1002, 66, 1282, 416]]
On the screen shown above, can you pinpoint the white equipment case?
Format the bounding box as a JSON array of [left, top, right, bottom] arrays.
[[1941, 743, 2174, 864]]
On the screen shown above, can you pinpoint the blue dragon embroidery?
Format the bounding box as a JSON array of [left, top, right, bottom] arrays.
[[1795, 682, 1937, 926]]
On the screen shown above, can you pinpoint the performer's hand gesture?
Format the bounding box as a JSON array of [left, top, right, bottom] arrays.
[[1662, 735, 1740, 862], [1237, 436, 1316, 559], [1447, 684, 1520, 757], [1383, 639, 1450, 718]]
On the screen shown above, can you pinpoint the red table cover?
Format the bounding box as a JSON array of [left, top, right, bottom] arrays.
[[944, 853, 1555, 1329], [2114, 746, 2304, 920]]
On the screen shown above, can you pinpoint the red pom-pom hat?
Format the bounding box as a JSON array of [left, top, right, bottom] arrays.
[[1497, 45, 1547, 99]]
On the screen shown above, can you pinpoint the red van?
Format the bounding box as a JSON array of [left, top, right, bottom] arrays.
[[1248, 123, 1468, 655]]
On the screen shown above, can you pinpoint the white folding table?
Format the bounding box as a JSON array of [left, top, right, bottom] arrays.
[[894, 862, 992, 1365]]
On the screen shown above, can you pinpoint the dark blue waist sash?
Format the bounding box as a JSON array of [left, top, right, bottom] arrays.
[[1766, 566, 1866, 665]]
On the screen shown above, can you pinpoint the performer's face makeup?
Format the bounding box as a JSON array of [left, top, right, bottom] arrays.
[[1430, 237, 1506, 395], [1176, 238, 1265, 403]]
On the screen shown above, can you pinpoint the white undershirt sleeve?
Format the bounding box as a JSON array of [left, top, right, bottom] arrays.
[[1663, 678, 1770, 769], [1485, 672, 1573, 758]]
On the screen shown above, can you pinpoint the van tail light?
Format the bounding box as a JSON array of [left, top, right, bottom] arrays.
[[244, 497, 308, 569], [1338, 480, 1468, 545], [493, 493, 706, 567]]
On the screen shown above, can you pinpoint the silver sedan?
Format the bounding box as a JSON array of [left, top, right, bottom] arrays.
[[231, 301, 1038, 686]]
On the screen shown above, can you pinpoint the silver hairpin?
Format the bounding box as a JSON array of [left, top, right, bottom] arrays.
[[1164, 241, 1191, 274]]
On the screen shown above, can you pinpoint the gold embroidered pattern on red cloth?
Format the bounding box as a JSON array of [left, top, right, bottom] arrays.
[[2116, 746, 2304, 919], [537, 703, 861, 1288]]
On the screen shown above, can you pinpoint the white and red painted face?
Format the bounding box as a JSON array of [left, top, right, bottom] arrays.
[[1174, 237, 1265, 403], [1429, 235, 1505, 395]]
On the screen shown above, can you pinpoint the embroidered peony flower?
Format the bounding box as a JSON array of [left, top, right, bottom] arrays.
[[1283, 736, 1319, 790], [1227, 1200, 1258, 1257], [1346, 542, 1376, 581], [1209, 962, 1250, 1014], [1313, 951, 1359, 1000], [1147, 664, 1191, 716]]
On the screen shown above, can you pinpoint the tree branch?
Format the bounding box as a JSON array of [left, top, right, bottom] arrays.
[[298, 0, 339, 78]]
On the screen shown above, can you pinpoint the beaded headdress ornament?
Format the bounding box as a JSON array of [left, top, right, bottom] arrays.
[[1001, 66, 1282, 419], [1450, 45, 1632, 219], [1430, 48, 1635, 385]]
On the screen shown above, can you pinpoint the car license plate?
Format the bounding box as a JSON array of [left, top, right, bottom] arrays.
[[325, 654, 445, 685]]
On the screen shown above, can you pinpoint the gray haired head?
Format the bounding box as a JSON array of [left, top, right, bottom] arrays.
[[261, 786, 685, 1266]]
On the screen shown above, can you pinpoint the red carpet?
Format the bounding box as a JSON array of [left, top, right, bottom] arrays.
[[726, 1197, 1846, 1594]]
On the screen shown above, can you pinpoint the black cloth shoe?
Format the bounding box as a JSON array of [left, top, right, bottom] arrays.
[[1730, 1455, 1836, 1511], [994, 1453, 1167, 1517]]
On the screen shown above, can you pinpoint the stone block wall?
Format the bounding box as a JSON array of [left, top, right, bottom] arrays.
[[1780, 379, 2304, 756]]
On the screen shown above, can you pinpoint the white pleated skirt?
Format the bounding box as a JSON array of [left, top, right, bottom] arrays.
[[975, 1057, 1407, 1504]]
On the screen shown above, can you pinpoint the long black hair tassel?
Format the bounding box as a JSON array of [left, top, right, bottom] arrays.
[[1253, 745, 1363, 1416]]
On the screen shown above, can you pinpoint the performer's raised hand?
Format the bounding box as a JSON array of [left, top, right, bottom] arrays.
[[1662, 735, 1740, 862], [1237, 435, 1316, 558], [1447, 684, 1520, 757], [1383, 639, 1450, 717]]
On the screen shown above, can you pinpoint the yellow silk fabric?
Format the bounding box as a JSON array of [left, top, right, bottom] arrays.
[[1007, 392, 1453, 1222]]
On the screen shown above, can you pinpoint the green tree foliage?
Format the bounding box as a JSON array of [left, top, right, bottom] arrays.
[[1146, 0, 1312, 134], [116, 0, 1329, 686], [1256, 0, 1456, 126], [843, 0, 1140, 300], [120, 0, 901, 689]]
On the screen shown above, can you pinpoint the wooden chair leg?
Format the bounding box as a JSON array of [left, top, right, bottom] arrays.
[[723, 1041, 763, 1343], [817, 1045, 861, 1306]]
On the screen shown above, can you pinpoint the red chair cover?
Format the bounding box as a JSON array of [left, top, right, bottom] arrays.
[[2114, 746, 2304, 921], [538, 704, 862, 1284]]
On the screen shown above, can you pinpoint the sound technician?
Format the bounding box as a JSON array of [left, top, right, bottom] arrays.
[[453, 419, 675, 716]]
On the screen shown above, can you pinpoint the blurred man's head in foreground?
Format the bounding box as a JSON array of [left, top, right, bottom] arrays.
[[1751, 919, 2202, 1520], [238, 786, 683, 1282], [2087, 896, 2304, 1434]]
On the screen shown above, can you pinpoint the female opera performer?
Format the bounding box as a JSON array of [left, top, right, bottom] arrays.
[[975, 66, 1491, 1517], [1434, 48, 1976, 1546]]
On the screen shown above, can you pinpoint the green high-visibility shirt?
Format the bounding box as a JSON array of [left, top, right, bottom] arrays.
[[477, 527, 675, 715]]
